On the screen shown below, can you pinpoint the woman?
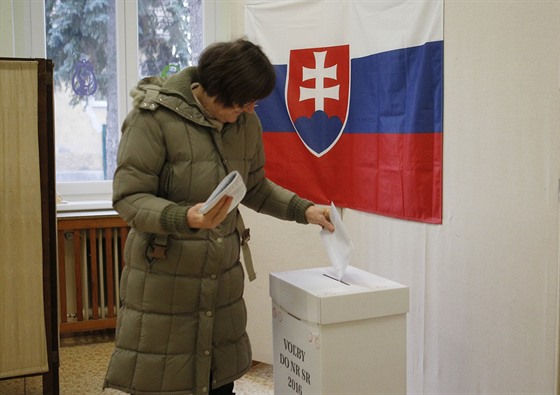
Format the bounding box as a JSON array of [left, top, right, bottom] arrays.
[[104, 38, 333, 395]]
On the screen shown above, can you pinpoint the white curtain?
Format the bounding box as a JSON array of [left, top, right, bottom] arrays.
[[0, 60, 48, 378]]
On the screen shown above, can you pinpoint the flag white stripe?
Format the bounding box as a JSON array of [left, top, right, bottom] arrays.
[[245, 0, 443, 63]]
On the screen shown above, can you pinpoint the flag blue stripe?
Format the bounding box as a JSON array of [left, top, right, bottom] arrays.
[[257, 41, 443, 134]]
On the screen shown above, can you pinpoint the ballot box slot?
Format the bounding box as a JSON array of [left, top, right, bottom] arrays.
[[322, 273, 350, 286]]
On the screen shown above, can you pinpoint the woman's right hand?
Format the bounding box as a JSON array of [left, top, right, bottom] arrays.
[[186, 195, 233, 229]]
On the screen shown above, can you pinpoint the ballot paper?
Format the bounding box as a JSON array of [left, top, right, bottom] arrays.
[[320, 202, 354, 281], [199, 171, 247, 214]]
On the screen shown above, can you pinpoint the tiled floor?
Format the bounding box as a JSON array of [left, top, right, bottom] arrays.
[[0, 332, 273, 395]]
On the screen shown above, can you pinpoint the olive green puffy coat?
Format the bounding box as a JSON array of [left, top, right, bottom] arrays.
[[103, 67, 313, 394]]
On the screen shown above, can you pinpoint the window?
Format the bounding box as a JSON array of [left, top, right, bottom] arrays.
[[42, 0, 202, 210], [46, 0, 202, 184], [3, 0, 236, 212]]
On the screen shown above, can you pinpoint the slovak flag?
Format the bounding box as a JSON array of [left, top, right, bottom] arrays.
[[245, 0, 443, 224]]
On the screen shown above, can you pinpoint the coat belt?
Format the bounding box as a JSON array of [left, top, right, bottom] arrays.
[[236, 214, 256, 282], [149, 214, 256, 281]]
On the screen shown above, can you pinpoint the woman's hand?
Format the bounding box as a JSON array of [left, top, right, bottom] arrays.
[[305, 205, 335, 232], [187, 195, 233, 229]]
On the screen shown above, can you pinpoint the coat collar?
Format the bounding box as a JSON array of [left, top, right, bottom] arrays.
[[131, 67, 247, 128]]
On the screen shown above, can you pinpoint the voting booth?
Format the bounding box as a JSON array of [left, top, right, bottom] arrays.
[[270, 266, 409, 395]]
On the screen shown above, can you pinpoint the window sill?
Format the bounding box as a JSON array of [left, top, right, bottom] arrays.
[[56, 180, 114, 216], [56, 200, 115, 217]]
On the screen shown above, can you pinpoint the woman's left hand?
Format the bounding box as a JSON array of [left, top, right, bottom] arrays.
[[187, 195, 233, 229], [305, 205, 335, 232]]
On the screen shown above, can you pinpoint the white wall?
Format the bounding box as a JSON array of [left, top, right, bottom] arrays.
[[242, 1, 560, 394], [0, 0, 45, 58]]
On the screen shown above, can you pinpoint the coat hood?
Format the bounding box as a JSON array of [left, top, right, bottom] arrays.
[[130, 67, 200, 110]]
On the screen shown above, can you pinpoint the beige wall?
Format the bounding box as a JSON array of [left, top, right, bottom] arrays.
[[242, 1, 560, 394]]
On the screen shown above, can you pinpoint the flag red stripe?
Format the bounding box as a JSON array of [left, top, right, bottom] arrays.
[[263, 132, 443, 223]]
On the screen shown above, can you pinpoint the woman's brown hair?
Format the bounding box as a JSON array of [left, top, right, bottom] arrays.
[[197, 38, 276, 107]]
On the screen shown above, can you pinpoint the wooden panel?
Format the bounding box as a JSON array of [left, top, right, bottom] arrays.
[[60, 318, 117, 334], [105, 228, 115, 318], [56, 215, 129, 333], [0, 60, 48, 379], [57, 229, 68, 324], [72, 229, 84, 322], [57, 216, 127, 231], [89, 229, 99, 320], [0, 58, 58, 392]]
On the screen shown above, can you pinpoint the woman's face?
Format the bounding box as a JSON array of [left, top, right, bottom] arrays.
[[209, 99, 257, 123]]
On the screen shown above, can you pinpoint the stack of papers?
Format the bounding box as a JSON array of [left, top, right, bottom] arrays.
[[199, 171, 247, 214]]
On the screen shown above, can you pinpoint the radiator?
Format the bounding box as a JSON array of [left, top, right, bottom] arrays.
[[57, 216, 129, 334]]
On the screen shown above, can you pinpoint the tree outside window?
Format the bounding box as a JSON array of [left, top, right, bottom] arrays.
[[46, 0, 202, 182]]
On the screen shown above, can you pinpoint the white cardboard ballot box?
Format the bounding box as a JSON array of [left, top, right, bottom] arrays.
[[269, 266, 409, 395]]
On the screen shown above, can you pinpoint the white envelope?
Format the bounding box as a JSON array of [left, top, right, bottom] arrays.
[[320, 202, 354, 281]]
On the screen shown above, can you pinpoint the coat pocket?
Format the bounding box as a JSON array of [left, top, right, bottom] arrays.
[[144, 233, 168, 268], [158, 162, 174, 198]]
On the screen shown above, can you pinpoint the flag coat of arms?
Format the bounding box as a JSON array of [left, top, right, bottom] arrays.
[[246, 0, 443, 223], [287, 44, 350, 157]]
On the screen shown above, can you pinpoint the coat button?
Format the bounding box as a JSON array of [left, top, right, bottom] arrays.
[[216, 237, 223, 244], [204, 350, 210, 356], [206, 311, 213, 317], [202, 387, 208, 392], [210, 274, 217, 280]]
